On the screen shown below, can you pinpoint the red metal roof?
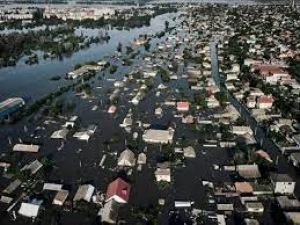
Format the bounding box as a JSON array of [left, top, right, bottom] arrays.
[[106, 178, 131, 202], [257, 95, 274, 104], [176, 101, 189, 109], [255, 64, 289, 76], [108, 105, 117, 113]]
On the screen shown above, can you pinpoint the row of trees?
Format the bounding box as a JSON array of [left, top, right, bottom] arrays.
[[0, 26, 85, 67]]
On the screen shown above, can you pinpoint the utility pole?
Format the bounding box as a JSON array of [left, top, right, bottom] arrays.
[[46, 0, 51, 12], [292, 0, 295, 8]]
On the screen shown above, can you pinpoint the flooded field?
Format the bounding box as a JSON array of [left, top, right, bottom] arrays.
[[0, 12, 178, 100]]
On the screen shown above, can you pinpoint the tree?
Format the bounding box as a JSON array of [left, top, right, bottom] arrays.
[[109, 65, 118, 74], [117, 42, 122, 52], [161, 144, 175, 161], [145, 77, 154, 88], [164, 20, 169, 31], [158, 67, 169, 82], [157, 181, 169, 190], [144, 42, 151, 51], [126, 46, 133, 54], [194, 92, 207, 108], [215, 91, 227, 109]]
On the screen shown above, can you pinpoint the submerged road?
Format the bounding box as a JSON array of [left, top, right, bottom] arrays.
[[210, 41, 292, 174]]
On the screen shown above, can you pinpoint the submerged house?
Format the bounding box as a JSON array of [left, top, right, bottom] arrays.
[[137, 153, 147, 165], [13, 144, 40, 153], [53, 190, 69, 206], [155, 168, 171, 182], [18, 202, 40, 218], [51, 128, 69, 139], [73, 131, 91, 141], [183, 146, 196, 158], [73, 184, 95, 202], [108, 105, 117, 114], [176, 101, 190, 111], [101, 199, 120, 224], [143, 125, 175, 144], [134, 36, 147, 46], [236, 164, 261, 179], [3, 179, 22, 194], [245, 202, 264, 213], [106, 178, 131, 204], [271, 174, 295, 195], [117, 149, 135, 167], [21, 160, 43, 175]]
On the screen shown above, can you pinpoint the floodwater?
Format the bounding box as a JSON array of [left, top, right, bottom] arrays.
[[0, 6, 295, 225], [0, 12, 178, 101], [0, 14, 240, 224]]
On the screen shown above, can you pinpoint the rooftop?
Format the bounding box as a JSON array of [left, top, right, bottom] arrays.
[[236, 164, 261, 179], [13, 144, 40, 153], [271, 173, 294, 182], [106, 178, 131, 203], [290, 152, 300, 162], [73, 184, 95, 202], [0, 97, 25, 112], [255, 64, 289, 76], [285, 212, 300, 224], [255, 149, 272, 161], [257, 95, 274, 104], [277, 196, 300, 209], [235, 182, 254, 193]]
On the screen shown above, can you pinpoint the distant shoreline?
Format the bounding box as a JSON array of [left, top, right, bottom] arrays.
[[0, 0, 295, 7]]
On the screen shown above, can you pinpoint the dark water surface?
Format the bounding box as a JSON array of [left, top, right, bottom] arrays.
[[0, 13, 177, 101]]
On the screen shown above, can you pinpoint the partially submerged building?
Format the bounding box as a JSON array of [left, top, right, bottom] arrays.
[[137, 153, 147, 165], [285, 212, 300, 225], [21, 159, 43, 175], [53, 190, 69, 206], [3, 179, 22, 194], [101, 199, 120, 224], [73, 184, 95, 202], [106, 178, 131, 204], [73, 131, 91, 141], [183, 146, 196, 158], [51, 128, 69, 139], [108, 105, 117, 114], [155, 168, 171, 182], [176, 101, 190, 111], [143, 125, 174, 144], [276, 196, 300, 210], [0, 97, 25, 119], [236, 164, 261, 179], [271, 174, 295, 195], [245, 202, 264, 213], [18, 202, 40, 218], [43, 183, 63, 191], [235, 182, 254, 194], [289, 152, 300, 167], [13, 144, 40, 153], [117, 149, 135, 167]]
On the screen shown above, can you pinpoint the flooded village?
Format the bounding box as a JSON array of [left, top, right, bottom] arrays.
[[1, 3, 300, 225]]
